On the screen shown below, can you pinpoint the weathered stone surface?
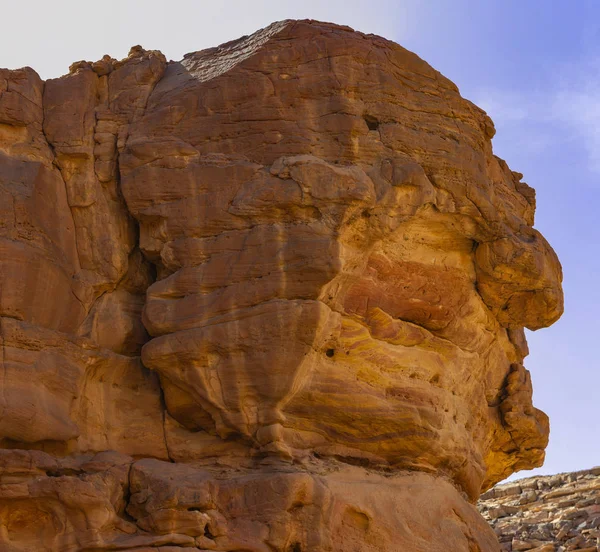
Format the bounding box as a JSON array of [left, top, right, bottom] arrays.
[[0, 450, 501, 552], [0, 19, 563, 551], [479, 467, 600, 551]]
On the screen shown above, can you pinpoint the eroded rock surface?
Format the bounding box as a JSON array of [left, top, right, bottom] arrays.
[[0, 19, 563, 551], [479, 467, 600, 551]]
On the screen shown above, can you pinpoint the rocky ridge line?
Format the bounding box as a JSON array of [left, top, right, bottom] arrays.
[[479, 468, 600, 551]]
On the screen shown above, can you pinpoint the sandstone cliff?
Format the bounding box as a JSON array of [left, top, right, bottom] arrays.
[[479, 468, 600, 551], [0, 20, 563, 551]]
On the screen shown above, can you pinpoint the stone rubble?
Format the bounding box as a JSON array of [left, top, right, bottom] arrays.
[[479, 467, 600, 551]]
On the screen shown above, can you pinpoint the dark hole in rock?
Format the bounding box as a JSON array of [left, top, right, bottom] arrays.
[[204, 524, 215, 539], [326, 348, 335, 357], [45, 468, 84, 477], [364, 115, 379, 131], [289, 543, 302, 552]]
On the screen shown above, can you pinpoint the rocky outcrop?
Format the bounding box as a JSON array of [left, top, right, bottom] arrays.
[[0, 19, 563, 551], [479, 468, 600, 551], [0, 450, 502, 552]]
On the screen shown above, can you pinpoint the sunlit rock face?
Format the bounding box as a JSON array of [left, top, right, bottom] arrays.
[[0, 20, 562, 552]]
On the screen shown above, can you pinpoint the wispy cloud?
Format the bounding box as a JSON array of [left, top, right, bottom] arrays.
[[552, 61, 600, 173], [474, 89, 554, 157], [473, 60, 600, 174], [476, 92, 532, 124]]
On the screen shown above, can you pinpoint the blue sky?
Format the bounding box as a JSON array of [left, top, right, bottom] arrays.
[[404, 1, 600, 479], [2, 0, 598, 479]]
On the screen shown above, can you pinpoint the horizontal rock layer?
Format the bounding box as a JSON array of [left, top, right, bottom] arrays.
[[0, 449, 502, 551]]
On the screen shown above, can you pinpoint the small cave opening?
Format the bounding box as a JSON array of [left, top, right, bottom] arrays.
[[204, 524, 215, 540], [45, 468, 84, 478], [289, 543, 302, 552], [326, 348, 335, 358], [364, 115, 380, 131]]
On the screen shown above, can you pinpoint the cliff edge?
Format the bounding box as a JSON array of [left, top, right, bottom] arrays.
[[0, 20, 563, 551]]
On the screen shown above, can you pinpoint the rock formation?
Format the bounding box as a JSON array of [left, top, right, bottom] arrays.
[[479, 467, 600, 551], [0, 19, 563, 551]]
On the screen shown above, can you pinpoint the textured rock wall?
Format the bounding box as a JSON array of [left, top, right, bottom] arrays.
[[0, 20, 563, 551], [479, 467, 600, 551]]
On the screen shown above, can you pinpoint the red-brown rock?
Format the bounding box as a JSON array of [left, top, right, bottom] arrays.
[[0, 20, 563, 551]]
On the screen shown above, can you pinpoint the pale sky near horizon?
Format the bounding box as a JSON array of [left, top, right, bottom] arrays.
[[1, 0, 598, 481]]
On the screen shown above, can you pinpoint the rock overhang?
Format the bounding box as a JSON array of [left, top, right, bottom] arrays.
[[0, 19, 564, 551]]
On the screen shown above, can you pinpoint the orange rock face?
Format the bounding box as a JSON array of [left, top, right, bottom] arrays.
[[0, 20, 563, 551]]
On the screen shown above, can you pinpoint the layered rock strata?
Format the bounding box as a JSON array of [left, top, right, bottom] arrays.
[[479, 468, 600, 551], [0, 19, 563, 551]]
